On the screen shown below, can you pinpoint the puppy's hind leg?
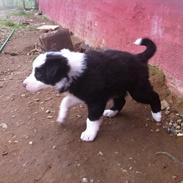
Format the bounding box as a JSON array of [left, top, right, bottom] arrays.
[[57, 95, 82, 124], [103, 94, 126, 118], [129, 85, 161, 122]]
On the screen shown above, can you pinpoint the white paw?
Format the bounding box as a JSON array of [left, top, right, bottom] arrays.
[[151, 111, 161, 122], [80, 130, 98, 142], [103, 109, 118, 118], [80, 118, 101, 142]]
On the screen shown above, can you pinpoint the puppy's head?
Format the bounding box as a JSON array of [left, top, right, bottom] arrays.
[[23, 52, 70, 92]]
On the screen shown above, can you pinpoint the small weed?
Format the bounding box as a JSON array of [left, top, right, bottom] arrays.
[[10, 10, 31, 17], [0, 19, 25, 29]]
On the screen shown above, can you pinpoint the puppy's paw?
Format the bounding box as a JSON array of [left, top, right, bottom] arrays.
[[80, 130, 98, 142], [151, 111, 161, 122], [103, 109, 118, 118]]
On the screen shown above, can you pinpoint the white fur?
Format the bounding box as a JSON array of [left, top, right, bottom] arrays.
[[151, 111, 161, 122], [134, 38, 142, 45], [23, 53, 50, 92], [55, 77, 70, 91], [80, 118, 102, 142], [57, 95, 82, 124], [60, 49, 86, 78], [103, 109, 118, 118]]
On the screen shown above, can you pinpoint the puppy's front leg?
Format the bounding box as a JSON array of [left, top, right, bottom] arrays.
[[80, 102, 106, 142], [57, 95, 82, 124]]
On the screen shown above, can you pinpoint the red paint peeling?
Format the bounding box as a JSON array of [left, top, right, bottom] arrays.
[[38, 0, 183, 96]]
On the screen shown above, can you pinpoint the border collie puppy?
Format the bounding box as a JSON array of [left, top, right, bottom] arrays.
[[23, 38, 161, 142]]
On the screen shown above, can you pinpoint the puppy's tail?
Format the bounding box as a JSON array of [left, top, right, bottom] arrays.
[[134, 38, 157, 62]]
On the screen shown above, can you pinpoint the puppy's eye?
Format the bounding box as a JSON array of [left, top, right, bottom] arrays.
[[35, 68, 43, 81]]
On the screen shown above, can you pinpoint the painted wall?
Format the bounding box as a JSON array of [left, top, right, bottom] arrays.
[[38, 0, 183, 96]]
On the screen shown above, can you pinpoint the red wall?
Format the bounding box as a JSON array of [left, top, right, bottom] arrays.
[[38, 0, 183, 96]]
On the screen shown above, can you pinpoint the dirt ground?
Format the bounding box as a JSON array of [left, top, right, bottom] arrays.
[[0, 12, 183, 183]]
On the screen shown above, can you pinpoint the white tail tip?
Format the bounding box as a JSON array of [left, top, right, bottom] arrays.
[[134, 38, 142, 45]]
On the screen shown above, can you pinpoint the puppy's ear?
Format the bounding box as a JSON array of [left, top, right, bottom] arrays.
[[45, 57, 70, 85]]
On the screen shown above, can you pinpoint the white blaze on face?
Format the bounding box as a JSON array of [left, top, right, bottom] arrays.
[[23, 53, 50, 92]]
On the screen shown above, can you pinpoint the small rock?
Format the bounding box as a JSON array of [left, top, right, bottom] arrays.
[[76, 114, 81, 118], [45, 97, 52, 101], [176, 125, 181, 130], [165, 110, 170, 115], [2, 151, 8, 156], [172, 175, 177, 180], [97, 151, 103, 156], [81, 177, 88, 183], [21, 93, 26, 97], [29, 141, 33, 145], [52, 145, 56, 149], [0, 123, 8, 129], [46, 110, 51, 114], [177, 133, 183, 137], [161, 100, 169, 110], [177, 119, 182, 123], [168, 122, 173, 126], [155, 128, 160, 132], [47, 115, 53, 119], [34, 98, 40, 102], [121, 168, 128, 173]]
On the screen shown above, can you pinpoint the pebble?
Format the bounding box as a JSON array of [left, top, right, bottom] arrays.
[[121, 168, 128, 173], [177, 133, 183, 137], [155, 128, 160, 132], [81, 177, 88, 183], [169, 122, 173, 126], [0, 123, 8, 129], [176, 125, 181, 130], [21, 93, 26, 97], [172, 175, 177, 180], [29, 141, 33, 145], [98, 151, 103, 156], [46, 110, 51, 114], [45, 97, 52, 101], [34, 98, 40, 102], [52, 145, 56, 149], [2, 151, 8, 156], [47, 115, 53, 119], [161, 100, 169, 110], [165, 110, 170, 115], [76, 114, 82, 118], [177, 119, 182, 123]]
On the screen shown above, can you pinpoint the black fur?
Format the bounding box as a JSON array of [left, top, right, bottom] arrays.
[[35, 38, 161, 121], [35, 53, 70, 85]]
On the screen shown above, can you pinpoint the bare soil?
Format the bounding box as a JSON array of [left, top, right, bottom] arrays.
[[0, 13, 183, 183]]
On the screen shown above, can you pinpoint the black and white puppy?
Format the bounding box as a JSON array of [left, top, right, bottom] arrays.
[[23, 38, 161, 142]]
